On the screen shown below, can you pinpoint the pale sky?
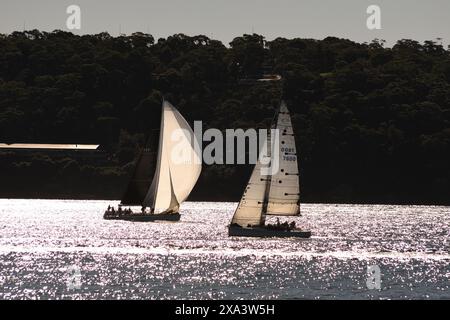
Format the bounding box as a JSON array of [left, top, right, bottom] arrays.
[[1, 0, 449, 47]]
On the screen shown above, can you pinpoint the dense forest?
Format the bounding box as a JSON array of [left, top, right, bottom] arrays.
[[0, 30, 449, 204]]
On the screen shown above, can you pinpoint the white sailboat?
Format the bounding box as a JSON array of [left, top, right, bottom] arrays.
[[228, 101, 311, 238], [104, 100, 202, 221]]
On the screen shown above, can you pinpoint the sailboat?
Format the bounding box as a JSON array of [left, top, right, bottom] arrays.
[[104, 100, 202, 221], [228, 101, 311, 238]]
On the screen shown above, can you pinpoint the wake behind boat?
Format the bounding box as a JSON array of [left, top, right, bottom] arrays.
[[104, 100, 201, 222], [228, 101, 311, 238]]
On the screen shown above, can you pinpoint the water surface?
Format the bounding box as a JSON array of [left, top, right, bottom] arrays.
[[0, 200, 448, 299]]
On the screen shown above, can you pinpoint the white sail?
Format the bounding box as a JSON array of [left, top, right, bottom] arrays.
[[231, 159, 267, 227], [266, 102, 300, 216], [231, 101, 300, 226], [143, 101, 202, 212]]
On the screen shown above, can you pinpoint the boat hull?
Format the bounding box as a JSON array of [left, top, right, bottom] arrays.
[[103, 212, 180, 222], [228, 225, 311, 238]]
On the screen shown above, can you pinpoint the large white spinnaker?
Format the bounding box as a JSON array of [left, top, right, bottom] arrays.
[[143, 101, 202, 212]]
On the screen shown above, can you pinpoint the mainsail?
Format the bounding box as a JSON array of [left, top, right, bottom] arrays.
[[231, 101, 300, 227], [143, 101, 202, 212], [266, 102, 300, 216]]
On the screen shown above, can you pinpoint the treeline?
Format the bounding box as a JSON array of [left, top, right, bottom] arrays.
[[0, 30, 449, 204]]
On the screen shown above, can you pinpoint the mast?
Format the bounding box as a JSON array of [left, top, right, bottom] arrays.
[[260, 104, 281, 225]]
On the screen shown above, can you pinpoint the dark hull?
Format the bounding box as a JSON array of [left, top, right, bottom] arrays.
[[228, 225, 311, 238], [104, 212, 180, 222]]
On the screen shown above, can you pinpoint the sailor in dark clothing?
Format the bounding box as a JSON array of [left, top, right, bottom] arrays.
[[290, 221, 296, 230]]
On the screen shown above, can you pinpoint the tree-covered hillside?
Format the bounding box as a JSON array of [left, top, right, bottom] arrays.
[[0, 31, 449, 204]]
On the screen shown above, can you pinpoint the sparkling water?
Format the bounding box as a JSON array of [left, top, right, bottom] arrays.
[[0, 200, 448, 299]]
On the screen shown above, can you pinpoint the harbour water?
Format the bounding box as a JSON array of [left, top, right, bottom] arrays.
[[0, 199, 448, 299]]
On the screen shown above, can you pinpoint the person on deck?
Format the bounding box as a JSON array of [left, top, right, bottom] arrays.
[[290, 221, 296, 230]]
